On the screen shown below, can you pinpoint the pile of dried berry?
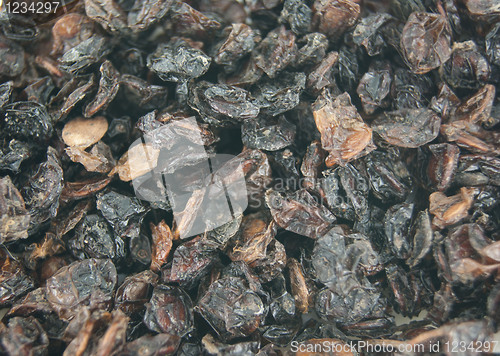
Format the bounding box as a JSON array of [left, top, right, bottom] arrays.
[[0, 0, 499, 354]]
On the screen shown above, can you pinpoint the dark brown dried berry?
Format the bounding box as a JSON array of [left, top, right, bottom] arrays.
[[0, 176, 29, 243], [312, 0, 360, 40], [279, 0, 312, 35], [147, 40, 211, 82], [59, 36, 110, 74], [0, 36, 25, 77], [213, 24, 258, 66], [266, 189, 335, 239], [143, 286, 194, 337], [0, 316, 49, 356], [4, 102, 53, 143], [22, 147, 63, 235], [427, 143, 460, 191], [0, 251, 35, 306], [165, 236, 218, 288], [242, 116, 296, 151], [312, 90, 374, 166], [46, 258, 117, 320], [400, 11, 452, 74], [115, 270, 158, 316], [69, 214, 125, 262], [170, 1, 221, 37], [188, 81, 260, 126], [253, 72, 305, 116], [127, 0, 173, 32], [197, 276, 266, 340], [295, 32, 328, 67], [356, 62, 392, 114], [373, 108, 441, 148], [442, 41, 491, 90], [84, 60, 120, 117], [253, 26, 297, 78]]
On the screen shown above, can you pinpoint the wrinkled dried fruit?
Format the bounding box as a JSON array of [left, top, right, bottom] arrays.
[[312, 90, 374, 166], [46, 258, 117, 320], [400, 11, 452, 74]]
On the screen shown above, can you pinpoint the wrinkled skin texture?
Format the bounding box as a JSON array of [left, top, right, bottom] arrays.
[[45, 259, 117, 321], [1, 316, 49, 356], [4, 102, 53, 143], [115, 270, 157, 316], [429, 187, 477, 229], [356, 62, 392, 114], [197, 276, 266, 340], [312, 91, 374, 166], [188, 81, 260, 126], [400, 11, 452, 74], [150, 220, 173, 272], [0, 176, 30, 243], [266, 189, 335, 239], [252, 72, 305, 116], [143, 286, 194, 337], [312, 0, 360, 40], [147, 39, 211, 82], [0, 251, 34, 306], [213, 24, 258, 65], [165, 235, 218, 288], [373, 108, 441, 148], [313, 228, 385, 326], [22, 147, 63, 235], [253, 26, 297, 78], [242, 116, 296, 151]]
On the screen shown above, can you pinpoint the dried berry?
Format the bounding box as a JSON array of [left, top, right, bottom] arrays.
[[165, 236, 218, 288], [266, 188, 335, 239], [373, 108, 441, 148], [352, 13, 393, 56], [188, 81, 260, 126], [59, 36, 110, 74], [213, 24, 258, 66], [0, 316, 49, 356], [295, 32, 328, 67], [0, 36, 25, 77], [84, 60, 120, 117], [197, 276, 266, 340], [127, 0, 173, 32], [312, 0, 360, 40], [252, 72, 305, 116], [400, 11, 452, 74], [22, 147, 63, 234], [279, 0, 312, 35], [442, 41, 491, 90], [242, 116, 296, 151], [0, 251, 35, 306], [312, 90, 374, 166], [150, 220, 173, 272], [143, 286, 194, 337], [253, 26, 297, 78], [4, 102, 53, 143], [356, 62, 392, 114], [2, 0, 499, 352], [0, 176, 30, 243], [46, 258, 117, 320], [147, 39, 211, 82], [68, 214, 125, 262]]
